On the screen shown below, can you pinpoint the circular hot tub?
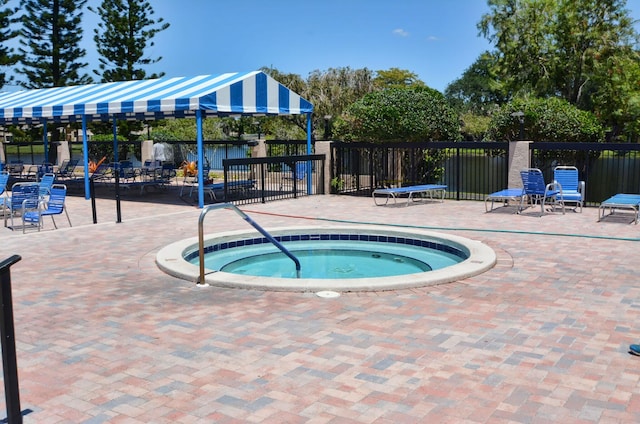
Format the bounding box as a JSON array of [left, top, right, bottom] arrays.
[[156, 225, 496, 292]]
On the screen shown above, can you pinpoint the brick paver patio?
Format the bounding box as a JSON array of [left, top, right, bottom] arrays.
[[2, 188, 640, 423]]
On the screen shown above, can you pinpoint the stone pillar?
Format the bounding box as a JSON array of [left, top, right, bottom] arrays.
[[251, 139, 266, 158], [141, 140, 154, 164], [0, 143, 6, 166], [249, 139, 266, 182], [314, 140, 332, 195], [57, 140, 70, 166], [508, 140, 531, 188]]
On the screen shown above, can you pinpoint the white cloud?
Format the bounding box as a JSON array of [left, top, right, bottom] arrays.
[[392, 28, 409, 37], [426, 35, 440, 41]]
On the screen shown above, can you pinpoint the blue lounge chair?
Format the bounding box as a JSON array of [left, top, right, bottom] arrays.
[[372, 184, 447, 206], [553, 166, 585, 212], [519, 168, 565, 216], [484, 188, 526, 212], [23, 184, 71, 232], [598, 193, 640, 224], [203, 179, 255, 201], [56, 159, 79, 180]]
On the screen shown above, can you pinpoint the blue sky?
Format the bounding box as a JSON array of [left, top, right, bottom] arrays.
[[6, 0, 640, 93]]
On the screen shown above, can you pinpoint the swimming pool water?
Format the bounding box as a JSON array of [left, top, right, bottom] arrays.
[[191, 239, 463, 279]]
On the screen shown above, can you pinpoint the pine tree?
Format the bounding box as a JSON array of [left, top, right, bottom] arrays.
[[17, 0, 91, 88], [0, 0, 19, 89], [91, 0, 170, 82]]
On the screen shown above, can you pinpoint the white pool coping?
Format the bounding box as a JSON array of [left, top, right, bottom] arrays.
[[155, 224, 497, 292]]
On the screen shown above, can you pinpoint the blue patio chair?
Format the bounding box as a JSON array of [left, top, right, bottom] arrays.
[[23, 184, 71, 232], [140, 160, 161, 181], [0, 171, 8, 197], [39, 172, 56, 197], [4, 182, 40, 230], [280, 161, 307, 190], [37, 162, 54, 180], [0, 171, 8, 214], [553, 166, 585, 212], [519, 168, 565, 216], [113, 160, 138, 183]]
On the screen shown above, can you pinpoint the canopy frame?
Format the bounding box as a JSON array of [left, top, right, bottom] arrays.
[[0, 71, 314, 207]]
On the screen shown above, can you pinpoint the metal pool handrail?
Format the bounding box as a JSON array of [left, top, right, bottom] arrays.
[[197, 203, 301, 285]]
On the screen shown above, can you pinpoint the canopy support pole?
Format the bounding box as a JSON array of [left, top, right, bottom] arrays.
[[82, 115, 90, 199], [306, 113, 313, 194], [196, 110, 205, 208], [42, 121, 48, 164]]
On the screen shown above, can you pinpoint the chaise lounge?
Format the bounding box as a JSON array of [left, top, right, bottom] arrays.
[[372, 184, 447, 206], [598, 193, 640, 224], [484, 188, 526, 213]]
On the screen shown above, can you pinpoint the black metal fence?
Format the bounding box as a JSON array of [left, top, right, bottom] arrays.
[[66, 140, 255, 168], [331, 141, 509, 201], [530, 142, 640, 204], [221, 154, 325, 205], [266, 140, 312, 157]]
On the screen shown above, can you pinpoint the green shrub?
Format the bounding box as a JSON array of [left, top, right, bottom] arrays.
[[485, 97, 604, 142], [333, 87, 461, 142]]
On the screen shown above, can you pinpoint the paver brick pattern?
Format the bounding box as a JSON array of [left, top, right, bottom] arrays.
[[2, 189, 640, 423]]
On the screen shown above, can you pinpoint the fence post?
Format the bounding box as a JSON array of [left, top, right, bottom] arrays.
[[0, 255, 23, 424], [90, 177, 97, 224]]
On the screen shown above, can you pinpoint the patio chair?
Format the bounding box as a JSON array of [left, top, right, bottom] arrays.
[[4, 182, 40, 230], [56, 159, 79, 180], [38, 172, 56, 197], [113, 160, 138, 183], [0, 171, 8, 197], [37, 162, 54, 180], [6, 160, 24, 178], [180, 166, 210, 197], [519, 168, 565, 216], [0, 171, 8, 216], [22, 184, 71, 232], [90, 162, 111, 182], [280, 161, 307, 190], [159, 163, 176, 184], [140, 160, 161, 181], [553, 166, 585, 212]]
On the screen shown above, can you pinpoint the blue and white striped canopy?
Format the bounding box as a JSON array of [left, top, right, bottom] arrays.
[[0, 71, 314, 125]]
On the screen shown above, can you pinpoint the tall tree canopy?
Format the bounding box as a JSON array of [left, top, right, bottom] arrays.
[[0, 0, 19, 89], [478, 0, 640, 107], [444, 51, 508, 113], [373, 67, 424, 90], [262, 66, 376, 139], [17, 0, 91, 88], [91, 0, 169, 82]]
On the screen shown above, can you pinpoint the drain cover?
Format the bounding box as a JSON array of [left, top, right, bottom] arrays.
[[316, 291, 340, 298]]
